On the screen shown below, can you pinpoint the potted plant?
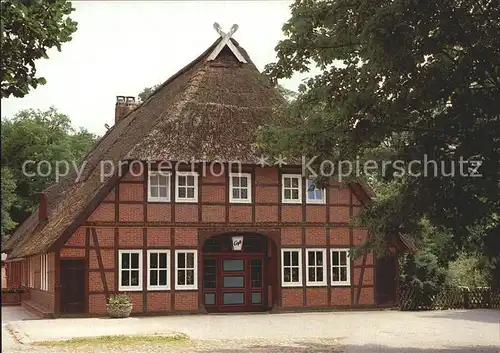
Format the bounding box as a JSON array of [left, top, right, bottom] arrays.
[[107, 294, 133, 318]]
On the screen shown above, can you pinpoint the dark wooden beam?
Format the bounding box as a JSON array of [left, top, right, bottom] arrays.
[[91, 227, 110, 299]]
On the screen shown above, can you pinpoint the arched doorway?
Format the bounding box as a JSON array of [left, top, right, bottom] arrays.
[[201, 233, 277, 313]]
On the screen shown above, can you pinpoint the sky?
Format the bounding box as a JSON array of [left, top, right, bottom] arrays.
[[1, 0, 315, 136]]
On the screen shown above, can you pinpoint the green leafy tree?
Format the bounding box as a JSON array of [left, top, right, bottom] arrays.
[[1, 107, 97, 230], [1, 168, 17, 240], [1, 0, 78, 98], [138, 84, 160, 102], [260, 1, 500, 283], [447, 252, 490, 287]]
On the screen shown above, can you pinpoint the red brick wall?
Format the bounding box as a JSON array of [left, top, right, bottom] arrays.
[[55, 163, 378, 315]]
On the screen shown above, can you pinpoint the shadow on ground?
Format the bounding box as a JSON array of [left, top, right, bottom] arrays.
[[422, 309, 500, 324], [207, 343, 500, 353]]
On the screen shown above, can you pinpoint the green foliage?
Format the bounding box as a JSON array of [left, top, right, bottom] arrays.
[[261, 0, 500, 285], [108, 293, 132, 306], [447, 252, 490, 287], [138, 84, 160, 102], [1, 168, 17, 240], [1, 107, 97, 235], [1, 0, 78, 98]]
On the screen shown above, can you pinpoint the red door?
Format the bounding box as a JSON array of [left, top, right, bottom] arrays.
[[203, 255, 265, 312]]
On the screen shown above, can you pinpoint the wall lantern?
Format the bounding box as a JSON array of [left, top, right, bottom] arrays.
[[231, 235, 244, 251]]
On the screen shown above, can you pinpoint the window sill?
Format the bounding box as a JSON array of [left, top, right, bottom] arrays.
[[282, 200, 302, 205], [118, 287, 143, 292], [174, 199, 198, 203], [146, 286, 171, 291], [147, 198, 171, 203], [281, 283, 303, 288], [305, 282, 328, 287], [174, 286, 198, 291], [331, 283, 351, 287]]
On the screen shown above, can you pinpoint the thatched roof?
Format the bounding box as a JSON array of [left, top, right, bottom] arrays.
[[7, 35, 285, 259]]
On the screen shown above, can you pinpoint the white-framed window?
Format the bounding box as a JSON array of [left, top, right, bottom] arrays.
[[229, 172, 251, 203], [147, 250, 170, 290], [306, 249, 327, 286], [40, 254, 49, 291], [175, 250, 197, 290], [306, 179, 326, 204], [118, 250, 143, 291], [282, 174, 302, 203], [281, 248, 302, 287], [331, 248, 351, 286], [148, 170, 171, 202], [175, 172, 198, 202]]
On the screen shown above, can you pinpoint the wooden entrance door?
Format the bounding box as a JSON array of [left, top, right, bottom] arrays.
[[203, 255, 265, 312], [60, 259, 86, 313]]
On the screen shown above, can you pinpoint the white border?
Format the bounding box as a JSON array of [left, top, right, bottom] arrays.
[[147, 249, 171, 290], [305, 179, 326, 204], [280, 248, 303, 287], [175, 172, 199, 203], [281, 174, 302, 204], [175, 249, 198, 290], [330, 248, 351, 286], [147, 170, 171, 202], [118, 249, 143, 291], [229, 172, 252, 203], [306, 248, 327, 286]]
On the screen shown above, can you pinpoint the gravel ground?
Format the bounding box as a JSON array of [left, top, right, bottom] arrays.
[[3, 307, 499, 353]]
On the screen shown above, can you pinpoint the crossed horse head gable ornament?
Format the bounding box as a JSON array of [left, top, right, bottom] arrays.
[[206, 22, 247, 64]]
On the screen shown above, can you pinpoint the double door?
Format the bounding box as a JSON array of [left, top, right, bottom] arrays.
[[203, 255, 265, 312]]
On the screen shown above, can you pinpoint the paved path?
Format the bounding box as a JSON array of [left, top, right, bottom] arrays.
[[3, 308, 500, 352], [2, 306, 37, 350]]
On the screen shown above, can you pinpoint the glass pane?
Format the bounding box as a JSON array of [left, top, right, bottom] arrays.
[[340, 267, 348, 281], [159, 187, 167, 198], [131, 270, 139, 285], [159, 253, 167, 268], [232, 176, 240, 187], [150, 174, 159, 185], [150, 187, 159, 198], [122, 253, 130, 269], [308, 267, 316, 282], [308, 252, 315, 266], [187, 175, 195, 186], [315, 190, 323, 200], [241, 189, 248, 199], [178, 253, 185, 268], [291, 251, 299, 266], [204, 293, 216, 305], [203, 258, 216, 289], [159, 269, 167, 285], [291, 189, 299, 199], [317, 267, 324, 282], [291, 268, 299, 282], [284, 189, 291, 199], [223, 292, 244, 305], [232, 188, 239, 199], [332, 252, 339, 266], [307, 190, 315, 200], [187, 187, 195, 198], [284, 268, 291, 282], [223, 276, 244, 288], [186, 270, 195, 285], [178, 176, 186, 186], [121, 270, 129, 286], [284, 178, 291, 187], [186, 253, 195, 268], [283, 252, 290, 266], [317, 251, 323, 264], [150, 270, 158, 286], [291, 178, 299, 188], [332, 267, 340, 282], [240, 177, 247, 187], [178, 187, 186, 198], [251, 259, 262, 288], [150, 253, 158, 269], [159, 175, 167, 186], [252, 292, 262, 304], [131, 253, 139, 268], [223, 259, 244, 272], [178, 269, 186, 285], [340, 252, 347, 265]]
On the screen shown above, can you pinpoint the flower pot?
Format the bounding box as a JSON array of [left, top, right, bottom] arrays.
[[106, 303, 133, 318]]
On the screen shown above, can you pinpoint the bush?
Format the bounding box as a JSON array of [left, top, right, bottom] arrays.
[[108, 294, 132, 306], [447, 252, 490, 287]]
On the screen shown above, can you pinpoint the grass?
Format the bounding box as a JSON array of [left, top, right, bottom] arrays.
[[35, 333, 190, 348]]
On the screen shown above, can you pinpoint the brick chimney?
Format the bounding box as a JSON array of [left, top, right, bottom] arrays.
[[115, 96, 137, 122]]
